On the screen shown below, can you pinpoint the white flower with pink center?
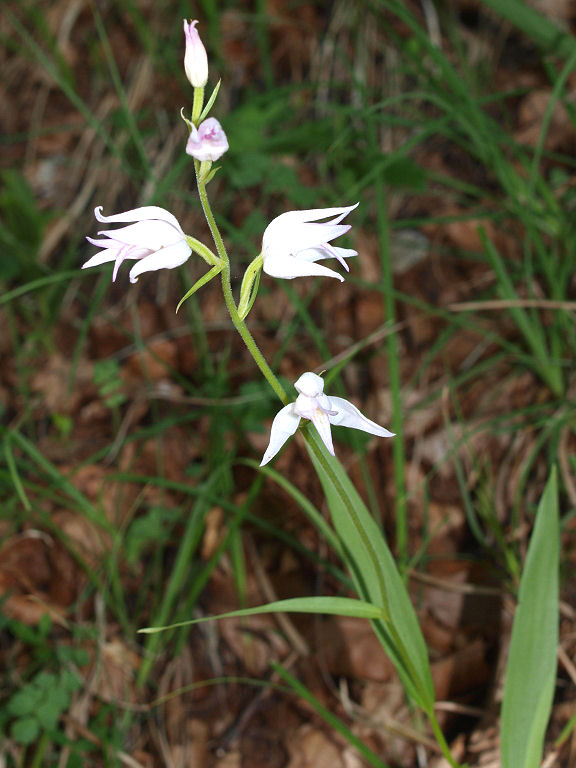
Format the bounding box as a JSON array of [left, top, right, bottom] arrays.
[[260, 372, 394, 465], [83, 205, 191, 284]]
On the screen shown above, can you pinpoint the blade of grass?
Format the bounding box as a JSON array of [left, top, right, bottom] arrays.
[[139, 596, 385, 633], [500, 468, 559, 768]]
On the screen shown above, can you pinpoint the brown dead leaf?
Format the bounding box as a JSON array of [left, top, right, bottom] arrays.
[[220, 614, 290, 675], [286, 724, 344, 768], [123, 338, 178, 382], [318, 616, 395, 682], [30, 354, 94, 415], [0, 533, 72, 624], [0, 593, 67, 626], [51, 510, 108, 565], [431, 638, 491, 701], [213, 753, 241, 768], [201, 506, 225, 560], [88, 638, 140, 704], [516, 88, 573, 149]]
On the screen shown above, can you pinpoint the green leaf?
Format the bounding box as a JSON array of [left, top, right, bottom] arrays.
[[11, 716, 40, 745], [500, 468, 559, 768], [199, 79, 221, 122], [305, 428, 435, 712], [7, 688, 42, 717], [176, 264, 222, 313], [139, 596, 385, 634]]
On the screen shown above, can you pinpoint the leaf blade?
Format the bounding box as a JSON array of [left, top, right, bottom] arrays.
[[500, 468, 559, 768]]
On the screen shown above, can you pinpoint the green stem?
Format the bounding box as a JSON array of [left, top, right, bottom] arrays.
[[429, 711, 464, 768], [194, 162, 288, 405], [192, 86, 204, 124], [366, 109, 408, 565]]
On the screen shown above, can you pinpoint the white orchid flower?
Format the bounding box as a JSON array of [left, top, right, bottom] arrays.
[[83, 205, 192, 284], [260, 371, 394, 465], [262, 203, 359, 281], [186, 118, 229, 162]]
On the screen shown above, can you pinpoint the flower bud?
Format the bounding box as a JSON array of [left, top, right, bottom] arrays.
[[183, 19, 208, 88]]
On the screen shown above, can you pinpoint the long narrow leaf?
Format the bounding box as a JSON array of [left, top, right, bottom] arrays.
[[304, 428, 435, 712], [500, 468, 559, 768], [139, 596, 385, 634]]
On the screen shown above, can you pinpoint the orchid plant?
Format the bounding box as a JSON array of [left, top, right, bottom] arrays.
[[82, 19, 468, 768]]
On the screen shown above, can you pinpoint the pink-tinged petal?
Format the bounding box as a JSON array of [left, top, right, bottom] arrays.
[[97, 220, 183, 249], [112, 252, 129, 282], [183, 19, 208, 87], [327, 396, 395, 437], [263, 254, 344, 282], [186, 117, 229, 162], [322, 243, 350, 271], [309, 408, 335, 456], [260, 404, 301, 466], [296, 245, 357, 264], [81, 249, 120, 269], [263, 222, 350, 257], [128, 240, 192, 283], [85, 236, 122, 249], [94, 205, 183, 232], [267, 203, 358, 229]]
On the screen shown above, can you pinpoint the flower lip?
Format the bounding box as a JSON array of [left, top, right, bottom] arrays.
[[294, 371, 325, 398], [186, 117, 229, 162]]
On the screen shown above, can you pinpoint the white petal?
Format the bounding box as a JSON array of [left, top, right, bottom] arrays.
[[297, 245, 357, 264], [309, 408, 335, 456], [264, 222, 350, 258], [81, 249, 119, 268], [260, 404, 301, 466], [128, 240, 192, 282], [263, 254, 344, 281], [97, 220, 182, 249], [262, 204, 358, 252], [327, 396, 395, 437], [94, 205, 183, 232], [294, 372, 324, 397], [266, 203, 358, 230]]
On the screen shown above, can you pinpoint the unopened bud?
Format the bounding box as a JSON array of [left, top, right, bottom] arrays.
[[183, 19, 208, 88]]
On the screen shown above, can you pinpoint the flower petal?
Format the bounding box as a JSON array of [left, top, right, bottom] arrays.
[[294, 372, 325, 397], [97, 220, 183, 249], [296, 245, 358, 264], [94, 205, 183, 232], [309, 408, 335, 456], [260, 404, 301, 466], [81, 249, 120, 269], [327, 396, 395, 437], [262, 204, 358, 253], [264, 222, 351, 257], [263, 254, 344, 281], [129, 240, 192, 283], [267, 203, 358, 229]]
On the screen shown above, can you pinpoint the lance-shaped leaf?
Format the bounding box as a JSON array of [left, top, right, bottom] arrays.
[[176, 263, 222, 312]]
